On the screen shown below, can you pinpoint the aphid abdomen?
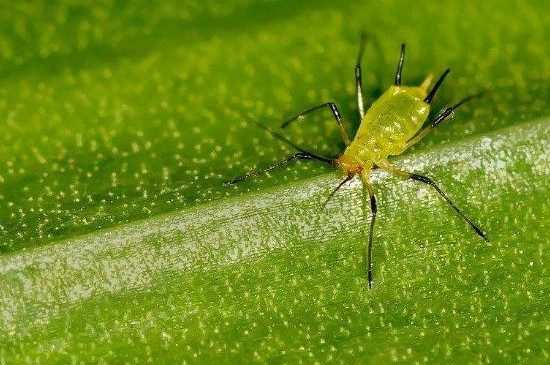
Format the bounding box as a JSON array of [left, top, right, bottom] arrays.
[[358, 86, 429, 146]]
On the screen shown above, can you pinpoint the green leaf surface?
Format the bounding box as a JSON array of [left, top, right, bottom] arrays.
[[1, 0, 549, 363]]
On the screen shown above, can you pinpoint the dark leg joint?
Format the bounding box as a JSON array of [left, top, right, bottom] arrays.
[[370, 195, 377, 214], [432, 108, 454, 128], [368, 270, 373, 290], [409, 173, 433, 185], [471, 225, 489, 242], [328, 103, 341, 119], [355, 64, 362, 79], [366, 184, 377, 291], [294, 152, 312, 160]]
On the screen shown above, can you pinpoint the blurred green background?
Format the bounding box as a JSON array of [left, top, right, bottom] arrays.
[[0, 0, 549, 363]]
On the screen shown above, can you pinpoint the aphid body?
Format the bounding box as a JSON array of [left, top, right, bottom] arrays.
[[337, 84, 431, 175], [229, 35, 488, 289]]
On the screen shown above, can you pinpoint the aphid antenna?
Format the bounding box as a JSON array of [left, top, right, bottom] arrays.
[[240, 115, 333, 165], [224, 113, 337, 185]]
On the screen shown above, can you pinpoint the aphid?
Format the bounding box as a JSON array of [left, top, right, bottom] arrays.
[[228, 35, 489, 289]]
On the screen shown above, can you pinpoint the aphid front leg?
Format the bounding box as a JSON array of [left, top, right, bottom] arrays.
[[280, 102, 351, 145], [376, 161, 489, 242], [405, 93, 483, 149], [360, 170, 377, 290]]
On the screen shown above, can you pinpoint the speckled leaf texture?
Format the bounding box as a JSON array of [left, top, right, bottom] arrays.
[[0, 1, 549, 364]]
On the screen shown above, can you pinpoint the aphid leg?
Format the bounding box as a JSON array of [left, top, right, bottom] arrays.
[[323, 174, 353, 208], [377, 162, 489, 242], [280, 102, 351, 145], [405, 93, 483, 148], [394, 43, 406, 86], [355, 32, 367, 119], [360, 171, 377, 290], [227, 117, 334, 184], [227, 152, 330, 184], [424, 68, 450, 104]]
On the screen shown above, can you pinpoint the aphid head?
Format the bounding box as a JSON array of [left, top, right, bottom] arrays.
[[335, 155, 363, 176]]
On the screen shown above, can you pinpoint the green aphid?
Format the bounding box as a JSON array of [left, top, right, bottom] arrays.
[[228, 35, 489, 289]]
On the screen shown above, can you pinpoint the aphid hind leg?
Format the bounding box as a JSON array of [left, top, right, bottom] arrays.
[[394, 43, 406, 86], [360, 171, 377, 290], [377, 161, 489, 242], [405, 93, 483, 149], [355, 32, 367, 119], [280, 102, 351, 145], [227, 152, 331, 184]]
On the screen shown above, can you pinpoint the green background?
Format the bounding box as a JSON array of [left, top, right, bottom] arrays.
[[0, 0, 549, 363]]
